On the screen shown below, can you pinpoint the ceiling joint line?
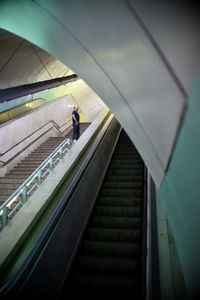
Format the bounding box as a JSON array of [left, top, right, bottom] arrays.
[[0, 40, 24, 75], [32, 46, 52, 79]]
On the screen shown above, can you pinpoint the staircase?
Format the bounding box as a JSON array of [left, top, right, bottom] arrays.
[[0, 137, 66, 203], [63, 130, 145, 298], [0, 123, 91, 205]]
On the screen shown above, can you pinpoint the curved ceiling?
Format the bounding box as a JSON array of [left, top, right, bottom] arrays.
[[0, 28, 74, 89], [0, 0, 199, 187]]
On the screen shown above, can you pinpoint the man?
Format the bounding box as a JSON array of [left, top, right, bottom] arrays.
[[72, 105, 80, 140]]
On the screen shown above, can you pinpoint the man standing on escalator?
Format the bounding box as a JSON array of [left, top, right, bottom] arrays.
[[72, 105, 80, 141]]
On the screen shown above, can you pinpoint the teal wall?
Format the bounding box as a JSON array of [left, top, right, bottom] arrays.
[[160, 70, 200, 298]]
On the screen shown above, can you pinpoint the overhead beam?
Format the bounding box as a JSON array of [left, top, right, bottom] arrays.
[[0, 74, 79, 103]]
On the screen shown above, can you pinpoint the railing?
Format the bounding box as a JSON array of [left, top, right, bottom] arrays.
[[0, 119, 71, 166], [0, 137, 72, 231]]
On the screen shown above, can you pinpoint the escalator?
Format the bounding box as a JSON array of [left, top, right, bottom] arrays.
[[61, 130, 146, 298], [0, 119, 153, 300]]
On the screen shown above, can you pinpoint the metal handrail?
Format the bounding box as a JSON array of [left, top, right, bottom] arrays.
[[0, 137, 72, 231], [0, 119, 72, 166], [0, 119, 71, 157]]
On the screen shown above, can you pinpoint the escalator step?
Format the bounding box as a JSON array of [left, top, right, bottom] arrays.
[[101, 188, 142, 197], [111, 159, 142, 164], [109, 163, 143, 170], [103, 181, 142, 189], [98, 196, 142, 207], [105, 175, 143, 182], [68, 271, 139, 296], [95, 206, 142, 217], [91, 216, 141, 229], [86, 227, 141, 243], [76, 254, 139, 275], [81, 240, 140, 257], [112, 154, 140, 158], [107, 169, 143, 175]]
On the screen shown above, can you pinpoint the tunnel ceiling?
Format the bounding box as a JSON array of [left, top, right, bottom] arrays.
[[0, 1, 199, 187], [0, 29, 75, 89]]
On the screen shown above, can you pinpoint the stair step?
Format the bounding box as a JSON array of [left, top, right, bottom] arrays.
[[30, 152, 52, 155], [0, 195, 8, 202], [101, 188, 142, 197], [18, 163, 41, 167], [68, 271, 138, 295], [8, 171, 33, 175], [107, 169, 143, 175], [0, 189, 16, 196], [27, 154, 49, 158], [21, 158, 45, 162], [94, 206, 142, 217], [0, 183, 20, 189], [0, 177, 26, 183], [103, 182, 142, 189], [111, 159, 142, 164], [39, 144, 63, 148], [5, 174, 28, 179], [105, 175, 143, 182], [76, 254, 139, 276], [109, 164, 143, 170], [13, 167, 37, 171], [82, 240, 140, 257], [98, 196, 142, 207], [86, 227, 141, 243], [112, 154, 139, 159], [91, 216, 141, 229]]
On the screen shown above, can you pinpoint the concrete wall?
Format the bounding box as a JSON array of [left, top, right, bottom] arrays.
[[0, 89, 105, 176]]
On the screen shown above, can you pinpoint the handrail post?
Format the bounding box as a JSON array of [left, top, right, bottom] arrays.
[[21, 186, 27, 204], [48, 157, 53, 171], [58, 148, 63, 159], [37, 170, 42, 185], [2, 206, 8, 229]]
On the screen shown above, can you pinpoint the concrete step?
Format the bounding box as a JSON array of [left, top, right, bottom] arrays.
[[13, 166, 37, 171], [48, 137, 66, 140], [8, 170, 33, 175], [30, 151, 53, 155], [0, 195, 8, 202], [0, 183, 20, 189], [39, 144, 63, 148], [42, 141, 65, 145], [18, 162, 41, 167], [0, 189, 16, 196], [21, 158, 45, 162], [32, 149, 55, 153], [36, 147, 58, 150], [5, 174, 29, 179], [26, 156, 49, 160], [28, 152, 52, 158], [0, 177, 26, 184]]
